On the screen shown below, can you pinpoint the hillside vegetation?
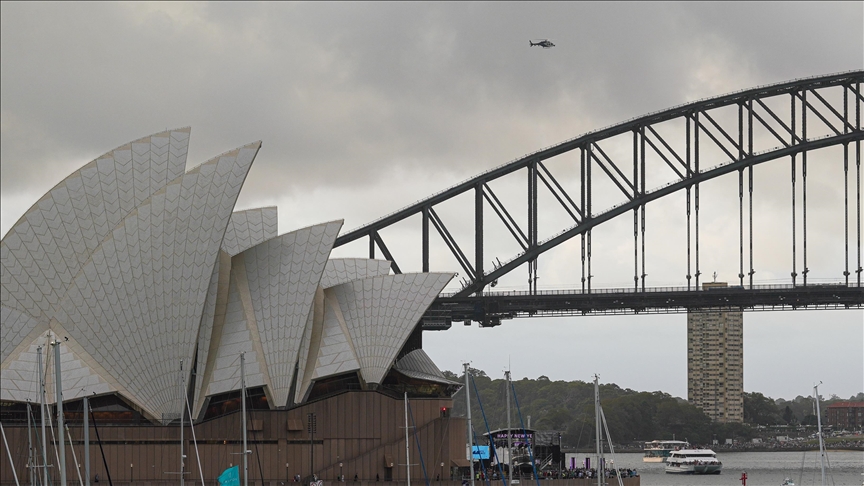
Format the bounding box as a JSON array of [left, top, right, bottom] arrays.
[[442, 368, 863, 447]]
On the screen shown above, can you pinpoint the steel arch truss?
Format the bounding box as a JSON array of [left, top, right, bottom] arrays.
[[335, 71, 864, 310]]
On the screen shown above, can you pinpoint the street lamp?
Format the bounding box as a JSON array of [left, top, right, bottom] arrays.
[[440, 462, 444, 481], [340, 463, 343, 482]]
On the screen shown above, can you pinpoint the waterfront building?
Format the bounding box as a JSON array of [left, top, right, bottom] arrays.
[[686, 282, 744, 423], [825, 401, 864, 430], [0, 128, 465, 484]]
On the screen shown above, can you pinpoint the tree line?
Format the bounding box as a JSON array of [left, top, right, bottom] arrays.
[[441, 368, 863, 447]]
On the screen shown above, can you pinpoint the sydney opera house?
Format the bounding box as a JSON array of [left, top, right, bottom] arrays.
[[1, 128, 467, 484]]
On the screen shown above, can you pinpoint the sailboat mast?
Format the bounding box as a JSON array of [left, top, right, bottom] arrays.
[[27, 403, 33, 486], [505, 371, 512, 484], [813, 383, 826, 486], [53, 341, 67, 486], [594, 375, 602, 486], [84, 396, 90, 486], [180, 360, 185, 486], [464, 363, 475, 486], [404, 393, 411, 486], [0, 422, 21, 486], [242, 352, 248, 486], [37, 347, 48, 486]]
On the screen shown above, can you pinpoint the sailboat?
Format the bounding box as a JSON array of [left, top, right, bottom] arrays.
[[782, 383, 828, 486], [241, 353, 250, 486], [501, 370, 535, 482], [30, 338, 78, 486], [34, 339, 71, 486], [812, 382, 828, 486], [175, 359, 206, 486], [36, 345, 51, 486], [219, 353, 251, 486], [0, 422, 20, 486], [463, 364, 476, 486], [505, 370, 513, 484], [404, 392, 412, 486], [592, 375, 624, 486]]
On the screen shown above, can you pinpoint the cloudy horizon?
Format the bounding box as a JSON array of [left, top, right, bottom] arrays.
[[2, 2, 862, 402]]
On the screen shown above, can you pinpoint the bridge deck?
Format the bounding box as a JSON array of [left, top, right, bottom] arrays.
[[422, 284, 864, 328]]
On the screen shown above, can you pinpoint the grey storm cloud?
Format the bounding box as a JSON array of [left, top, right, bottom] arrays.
[[4, 2, 860, 198], [2, 2, 862, 400]]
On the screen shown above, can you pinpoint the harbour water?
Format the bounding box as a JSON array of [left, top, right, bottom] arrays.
[[604, 451, 864, 485]]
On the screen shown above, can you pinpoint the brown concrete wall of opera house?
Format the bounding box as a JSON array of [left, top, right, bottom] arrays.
[[0, 391, 465, 484], [0, 480, 641, 486]]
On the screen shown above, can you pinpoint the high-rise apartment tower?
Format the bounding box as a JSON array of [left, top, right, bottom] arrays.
[[687, 282, 744, 423]]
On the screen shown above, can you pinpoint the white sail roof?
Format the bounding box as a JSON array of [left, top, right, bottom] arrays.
[[1, 134, 259, 420], [330, 273, 454, 385], [319, 258, 392, 289], [2, 128, 460, 422], [193, 207, 280, 413], [394, 349, 459, 385], [1, 128, 190, 362], [202, 221, 342, 408], [221, 207, 279, 257]]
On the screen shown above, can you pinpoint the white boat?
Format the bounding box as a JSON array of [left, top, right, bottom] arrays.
[[781, 478, 795, 486], [642, 440, 689, 462], [664, 449, 722, 474]]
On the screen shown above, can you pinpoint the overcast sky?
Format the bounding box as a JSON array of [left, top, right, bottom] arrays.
[[2, 2, 862, 402]]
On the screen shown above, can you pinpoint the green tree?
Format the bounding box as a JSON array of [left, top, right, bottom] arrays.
[[744, 392, 783, 425], [782, 405, 795, 425]]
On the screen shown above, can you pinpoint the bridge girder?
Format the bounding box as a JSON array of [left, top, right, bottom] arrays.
[[334, 71, 864, 320]]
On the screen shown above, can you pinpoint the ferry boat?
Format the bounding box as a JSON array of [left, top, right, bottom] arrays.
[[664, 448, 722, 474], [642, 440, 690, 462]]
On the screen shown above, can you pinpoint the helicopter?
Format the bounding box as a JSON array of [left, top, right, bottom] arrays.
[[529, 39, 555, 48]]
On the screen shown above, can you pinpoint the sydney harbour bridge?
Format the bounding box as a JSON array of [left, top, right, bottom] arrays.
[[334, 71, 864, 328]]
